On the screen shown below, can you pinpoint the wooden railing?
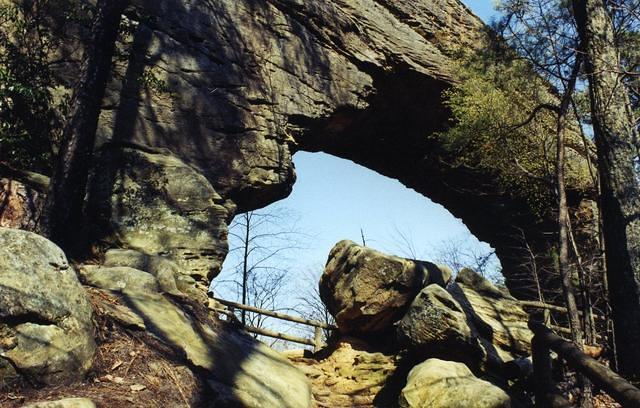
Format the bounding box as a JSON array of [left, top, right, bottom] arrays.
[[519, 300, 640, 406], [209, 297, 337, 352], [529, 320, 640, 407], [519, 300, 604, 338]]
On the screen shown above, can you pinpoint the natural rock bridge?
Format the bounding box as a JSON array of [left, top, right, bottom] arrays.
[[56, 0, 587, 300]]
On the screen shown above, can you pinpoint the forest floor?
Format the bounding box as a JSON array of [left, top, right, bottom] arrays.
[[0, 290, 211, 408]]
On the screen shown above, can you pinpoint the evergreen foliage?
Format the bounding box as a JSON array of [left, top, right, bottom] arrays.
[[0, 2, 61, 174], [436, 53, 593, 216]]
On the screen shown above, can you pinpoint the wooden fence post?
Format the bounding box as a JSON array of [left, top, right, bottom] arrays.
[[543, 308, 551, 326], [313, 326, 323, 353], [532, 334, 552, 407]]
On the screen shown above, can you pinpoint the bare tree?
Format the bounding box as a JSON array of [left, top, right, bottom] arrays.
[[212, 205, 306, 331], [39, 0, 129, 255], [295, 267, 336, 342], [497, 2, 595, 401], [429, 235, 502, 283]]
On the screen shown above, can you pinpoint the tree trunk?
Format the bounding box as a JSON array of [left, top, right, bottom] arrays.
[[38, 0, 128, 255], [556, 54, 592, 407], [572, 0, 640, 379], [241, 212, 251, 325], [556, 55, 584, 350]]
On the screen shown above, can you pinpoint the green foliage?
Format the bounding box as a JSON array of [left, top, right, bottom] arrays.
[[0, 2, 62, 174], [436, 53, 593, 216], [140, 67, 171, 95], [0, 0, 96, 174]]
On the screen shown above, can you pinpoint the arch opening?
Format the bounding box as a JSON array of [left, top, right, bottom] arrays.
[[212, 151, 502, 349]]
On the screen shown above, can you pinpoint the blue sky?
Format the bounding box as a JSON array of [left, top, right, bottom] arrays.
[[215, 1, 502, 303], [465, 0, 498, 22]]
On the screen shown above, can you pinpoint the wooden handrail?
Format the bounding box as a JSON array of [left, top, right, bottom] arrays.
[[0, 161, 50, 192], [209, 297, 335, 352], [529, 321, 640, 407], [520, 300, 604, 321], [212, 297, 337, 330], [243, 324, 316, 347]]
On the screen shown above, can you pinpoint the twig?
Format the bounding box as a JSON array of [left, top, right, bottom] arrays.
[[123, 350, 138, 376], [162, 362, 190, 408]]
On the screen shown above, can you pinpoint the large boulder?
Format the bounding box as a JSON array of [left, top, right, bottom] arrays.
[[88, 145, 233, 292], [398, 358, 511, 408], [319, 240, 451, 334], [0, 228, 96, 386], [396, 284, 483, 364], [81, 264, 312, 408], [449, 269, 532, 357], [397, 270, 533, 372]]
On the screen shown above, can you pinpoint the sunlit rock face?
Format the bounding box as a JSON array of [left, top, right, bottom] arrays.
[[399, 359, 512, 408], [52, 0, 568, 295], [320, 240, 451, 334], [80, 262, 313, 408]]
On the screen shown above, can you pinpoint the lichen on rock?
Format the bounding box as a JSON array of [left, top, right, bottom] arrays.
[[0, 228, 96, 386]]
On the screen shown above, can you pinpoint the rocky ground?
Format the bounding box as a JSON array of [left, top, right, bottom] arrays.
[[287, 339, 398, 408], [0, 228, 624, 407], [1, 289, 210, 408]]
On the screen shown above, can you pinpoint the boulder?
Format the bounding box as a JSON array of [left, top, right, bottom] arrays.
[[396, 284, 483, 363], [82, 264, 312, 408], [449, 269, 532, 357], [399, 358, 511, 408], [88, 146, 233, 293], [397, 269, 533, 372], [21, 398, 96, 408], [0, 228, 96, 385], [320, 240, 451, 333]]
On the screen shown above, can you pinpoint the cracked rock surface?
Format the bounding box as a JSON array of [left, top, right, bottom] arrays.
[[0, 228, 96, 386]]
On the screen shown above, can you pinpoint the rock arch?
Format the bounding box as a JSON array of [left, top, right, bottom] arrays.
[[80, 0, 575, 298]]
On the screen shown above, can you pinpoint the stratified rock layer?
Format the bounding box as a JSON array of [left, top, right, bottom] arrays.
[[449, 269, 532, 358], [320, 240, 451, 334], [103, 248, 207, 303], [397, 269, 532, 371], [0, 228, 96, 386], [88, 145, 232, 289], [288, 338, 397, 408]]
